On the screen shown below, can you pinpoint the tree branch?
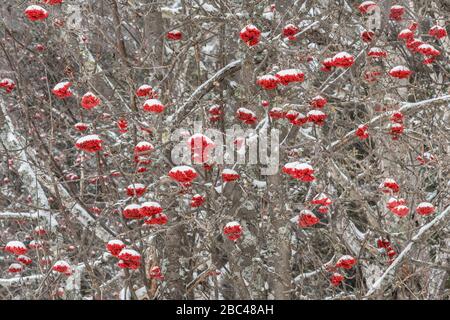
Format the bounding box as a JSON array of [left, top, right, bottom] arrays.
[[365, 205, 450, 298], [170, 59, 242, 126]]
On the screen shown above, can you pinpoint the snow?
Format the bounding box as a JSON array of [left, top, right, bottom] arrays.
[[417, 202, 433, 209], [284, 162, 313, 171], [290, 215, 299, 224], [1, 101, 55, 227], [236, 107, 256, 116], [6, 241, 26, 249], [307, 110, 325, 116], [76, 134, 101, 145], [313, 193, 329, 201], [170, 165, 196, 173], [225, 221, 240, 228], [29, 240, 43, 248], [119, 287, 132, 300], [270, 107, 283, 112], [284, 23, 297, 30], [294, 256, 335, 283], [108, 239, 124, 246], [141, 201, 162, 208], [333, 52, 352, 59], [161, 6, 181, 18], [127, 183, 145, 189], [53, 81, 70, 90], [337, 255, 353, 262], [214, 184, 223, 193], [418, 44, 434, 50], [241, 25, 258, 33], [361, 1, 376, 6], [262, 11, 274, 21], [222, 169, 238, 175], [197, 2, 217, 12], [0, 78, 14, 84], [369, 47, 383, 53], [202, 41, 217, 55], [170, 59, 242, 124], [119, 249, 140, 257], [399, 29, 412, 36], [54, 260, 70, 268], [257, 75, 277, 81], [138, 84, 152, 91], [135, 141, 154, 149], [34, 226, 45, 232], [26, 5, 47, 12], [53, 181, 111, 242], [388, 197, 401, 204], [390, 66, 410, 72], [75, 122, 89, 127], [366, 205, 450, 297], [276, 69, 302, 76], [0, 211, 56, 229], [423, 152, 433, 159], [124, 204, 141, 210], [312, 95, 324, 100], [144, 99, 162, 106], [0, 274, 43, 287], [418, 44, 438, 52]]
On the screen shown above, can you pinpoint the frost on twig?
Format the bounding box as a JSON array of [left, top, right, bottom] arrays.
[[328, 95, 450, 152], [171, 59, 243, 125], [38, 176, 113, 242], [0, 98, 56, 229], [0, 275, 43, 287], [365, 205, 450, 298]]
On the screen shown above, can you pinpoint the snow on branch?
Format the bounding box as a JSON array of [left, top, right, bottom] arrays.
[[0, 274, 43, 287], [0, 98, 57, 229], [294, 256, 335, 283], [65, 2, 131, 113], [327, 94, 450, 152], [37, 176, 114, 242], [54, 186, 114, 242], [365, 205, 450, 298], [170, 59, 242, 125], [0, 211, 56, 225]]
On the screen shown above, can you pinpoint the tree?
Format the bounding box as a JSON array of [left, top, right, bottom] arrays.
[[0, 0, 449, 300]]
